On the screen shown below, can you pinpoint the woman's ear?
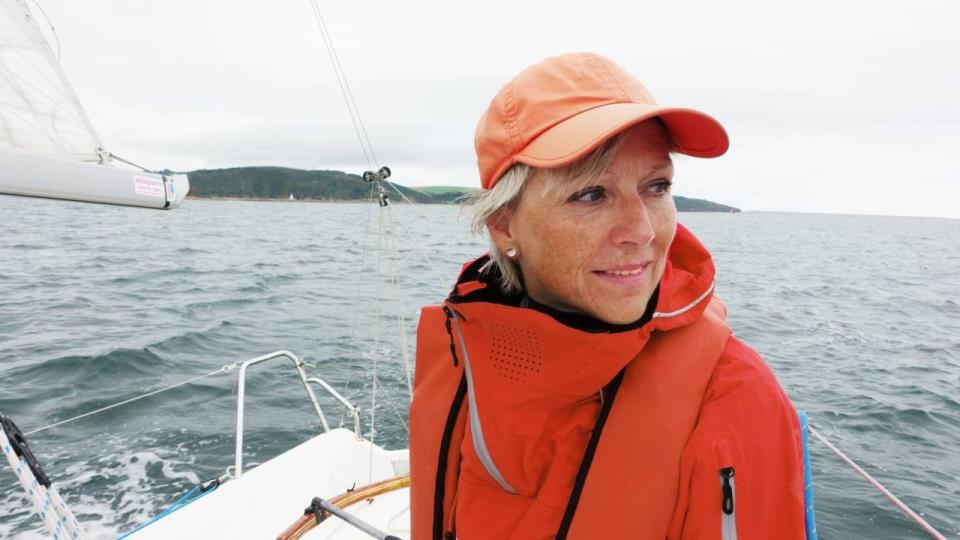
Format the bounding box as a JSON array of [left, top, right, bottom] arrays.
[[486, 210, 515, 256]]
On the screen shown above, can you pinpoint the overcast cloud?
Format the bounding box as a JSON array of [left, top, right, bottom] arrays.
[[32, 0, 960, 218]]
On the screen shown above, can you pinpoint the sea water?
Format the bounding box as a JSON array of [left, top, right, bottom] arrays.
[[1, 196, 957, 538]]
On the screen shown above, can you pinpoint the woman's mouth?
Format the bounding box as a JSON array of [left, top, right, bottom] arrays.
[[593, 263, 651, 284]]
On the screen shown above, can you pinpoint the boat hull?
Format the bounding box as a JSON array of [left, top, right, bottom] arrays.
[[123, 429, 410, 539]]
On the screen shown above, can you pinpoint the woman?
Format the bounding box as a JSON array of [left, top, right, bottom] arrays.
[[409, 53, 805, 539]]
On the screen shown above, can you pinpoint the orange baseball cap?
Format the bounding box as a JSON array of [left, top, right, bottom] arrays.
[[475, 52, 729, 189]]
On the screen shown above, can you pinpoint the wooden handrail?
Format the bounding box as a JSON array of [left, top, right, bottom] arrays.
[[276, 474, 411, 540]]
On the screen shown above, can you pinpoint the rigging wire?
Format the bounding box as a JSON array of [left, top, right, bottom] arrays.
[[385, 207, 414, 399], [369, 202, 386, 481], [341, 182, 379, 405], [24, 362, 240, 436], [808, 424, 947, 539], [306, 0, 378, 169], [373, 375, 409, 433], [303, 0, 417, 476], [387, 202, 441, 276], [382, 179, 419, 206]]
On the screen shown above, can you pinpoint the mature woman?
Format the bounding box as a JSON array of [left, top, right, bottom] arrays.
[[409, 53, 805, 539]]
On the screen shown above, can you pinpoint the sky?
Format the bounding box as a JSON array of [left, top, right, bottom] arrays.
[[28, 0, 960, 218]]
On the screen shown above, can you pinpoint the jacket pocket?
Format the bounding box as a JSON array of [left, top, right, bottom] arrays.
[[714, 439, 738, 540]]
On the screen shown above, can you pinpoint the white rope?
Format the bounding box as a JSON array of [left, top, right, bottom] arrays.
[[385, 208, 414, 400], [334, 183, 381, 413], [808, 425, 946, 539], [373, 375, 409, 433], [368, 205, 385, 482], [386, 202, 442, 281], [25, 362, 240, 436], [1, 429, 87, 540]]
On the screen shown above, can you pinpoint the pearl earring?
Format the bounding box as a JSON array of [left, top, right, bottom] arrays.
[[505, 247, 518, 258]]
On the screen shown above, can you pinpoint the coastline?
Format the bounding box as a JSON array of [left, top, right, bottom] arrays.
[[185, 196, 743, 211], [185, 196, 447, 205]]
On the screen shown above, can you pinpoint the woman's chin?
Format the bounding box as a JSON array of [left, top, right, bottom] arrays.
[[586, 299, 653, 325], [585, 281, 657, 324]]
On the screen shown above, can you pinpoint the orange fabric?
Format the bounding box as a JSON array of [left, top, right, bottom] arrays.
[[409, 305, 468, 540], [564, 299, 729, 540], [474, 53, 729, 189], [667, 337, 806, 539], [447, 298, 729, 540], [409, 224, 805, 539]]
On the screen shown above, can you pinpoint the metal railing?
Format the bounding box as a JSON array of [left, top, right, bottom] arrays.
[[231, 350, 361, 479], [307, 377, 362, 438]]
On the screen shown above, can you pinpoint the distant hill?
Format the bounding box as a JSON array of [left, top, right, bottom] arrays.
[[184, 167, 739, 212], [185, 166, 432, 203], [673, 195, 740, 213], [416, 185, 480, 203]]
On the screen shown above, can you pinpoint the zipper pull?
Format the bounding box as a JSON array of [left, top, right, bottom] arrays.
[[720, 467, 735, 515]]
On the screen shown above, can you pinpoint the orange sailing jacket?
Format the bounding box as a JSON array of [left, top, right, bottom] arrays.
[[409, 224, 805, 539]]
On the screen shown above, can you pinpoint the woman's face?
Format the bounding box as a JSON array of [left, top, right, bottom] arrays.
[[491, 120, 676, 324]]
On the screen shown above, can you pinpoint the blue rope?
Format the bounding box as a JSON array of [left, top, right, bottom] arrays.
[[116, 481, 218, 539], [799, 410, 819, 540]]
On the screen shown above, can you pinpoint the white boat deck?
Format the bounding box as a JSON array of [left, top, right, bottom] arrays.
[[125, 428, 410, 540]]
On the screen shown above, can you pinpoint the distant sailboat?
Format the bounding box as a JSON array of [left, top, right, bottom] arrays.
[[0, 0, 188, 209], [289, 193, 296, 201]]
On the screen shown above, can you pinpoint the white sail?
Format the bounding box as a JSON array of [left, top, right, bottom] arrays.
[[0, 0, 104, 161]]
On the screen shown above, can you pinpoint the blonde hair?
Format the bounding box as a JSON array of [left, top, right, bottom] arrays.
[[463, 134, 626, 294]]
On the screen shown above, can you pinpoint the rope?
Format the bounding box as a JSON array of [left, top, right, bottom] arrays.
[[341, 183, 378, 403], [25, 362, 240, 436], [386, 203, 441, 275], [808, 425, 946, 539], [373, 375, 409, 434], [385, 208, 413, 400], [1, 428, 87, 539], [369, 203, 385, 481]]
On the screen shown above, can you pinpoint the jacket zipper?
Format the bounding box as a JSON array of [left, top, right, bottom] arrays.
[[433, 372, 467, 540], [720, 466, 737, 540]]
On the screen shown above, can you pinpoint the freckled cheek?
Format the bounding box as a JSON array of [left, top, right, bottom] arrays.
[[538, 224, 593, 288], [653, 213, 677, 266]]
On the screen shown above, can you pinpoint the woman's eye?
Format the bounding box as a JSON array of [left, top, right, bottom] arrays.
[[647, 179, 672, 195], [570, 186, 605, 203]]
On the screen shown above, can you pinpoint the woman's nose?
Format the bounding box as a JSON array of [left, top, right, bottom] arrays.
[[609, 194, 656, 247]]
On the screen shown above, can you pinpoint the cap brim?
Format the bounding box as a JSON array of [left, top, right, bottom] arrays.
[[515, 102, 729, 170]]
